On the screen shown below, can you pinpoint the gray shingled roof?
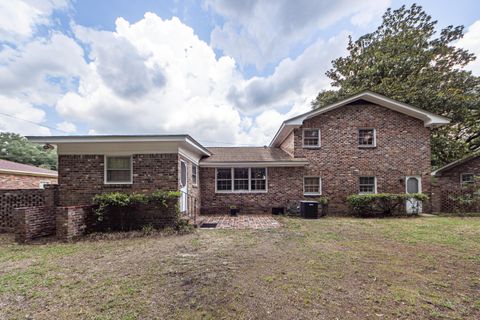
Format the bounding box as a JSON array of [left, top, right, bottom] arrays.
[[202, 147, 307, 163]]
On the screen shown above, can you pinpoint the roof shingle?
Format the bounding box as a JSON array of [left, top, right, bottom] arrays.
[[0, 159, 57, 176], [201, 147, 307, 163]]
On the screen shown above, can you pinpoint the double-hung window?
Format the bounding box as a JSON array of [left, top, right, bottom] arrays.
[[234, 168, 249, 191], [359, 176, 376, 194], [251, 168, 267, 191], [304, 177, 321, 196], [192, 164, 198, 186], [461, 173, 475, 185], [105, 156, 132, 184], [358, 129, 376, 147], [303, 129, 320, 147], [216, 168, 232, 191], [216, 168, 267, 192]]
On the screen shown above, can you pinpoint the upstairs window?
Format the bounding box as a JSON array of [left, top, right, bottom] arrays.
[[303, 129, 320, 147], [105, 156, 132, 184], [359, 176, 376, 194], [304, 177, 321, 196], [192, 164, 198, 186], [461, 173, 475, 185], [358, 129, 376, 147]]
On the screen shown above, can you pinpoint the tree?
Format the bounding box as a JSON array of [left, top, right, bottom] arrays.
[[312, 4, 480, 168], [0, 132, 57, 170]]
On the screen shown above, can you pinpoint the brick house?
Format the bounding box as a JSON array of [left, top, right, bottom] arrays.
[[0, 159, 57, 189], [431, 153, 480, 212], [28, 91, 450, 216]]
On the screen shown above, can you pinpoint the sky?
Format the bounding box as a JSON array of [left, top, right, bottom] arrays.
[[0, 0, 479, 146]]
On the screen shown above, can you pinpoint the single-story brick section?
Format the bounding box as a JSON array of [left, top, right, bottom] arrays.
[[0, 159, 57, 189], [27, 91, 452, 219], [431, 153, 480, 213]]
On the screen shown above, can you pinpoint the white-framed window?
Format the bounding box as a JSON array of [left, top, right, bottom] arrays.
[[192, 164, 198, 186], [105, 155, 132, 184], [250, 168, 267, 191], [39, 181, 50, 189], [358, 128, 376, 147], [216, 168, 232, 191], [215, 168, 267, 193], [303, 129, 320, 148], [303, 177, 321, 196], [359, 176, 376, 194], [461, 173, 475, 185]]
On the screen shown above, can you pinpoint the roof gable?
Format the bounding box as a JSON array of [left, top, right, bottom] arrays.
[[432, 153, 480, 176], [270, 91, 450, 147]]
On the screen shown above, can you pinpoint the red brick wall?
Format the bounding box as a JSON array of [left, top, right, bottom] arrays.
[[57, 153, 179, 206], [200, 166, 304, 214], [56, 206, 91, 240], [0, 173, 57, 189], [15, 206, 56, 242], [201, 103, 432, 215], [293, 102, 432, 213], [0, 189, 46, 232], [433, 156, 480, 212], [279, 131, 294, 156]]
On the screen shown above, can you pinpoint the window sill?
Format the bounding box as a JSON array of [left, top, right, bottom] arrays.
[[358, 145, 376, 148], [215, 191, 267, 194], [303, 146, 321, 149], [304, 193, 321, 196]]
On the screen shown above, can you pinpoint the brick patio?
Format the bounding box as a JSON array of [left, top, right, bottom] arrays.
[[198, 214, 281, 229]]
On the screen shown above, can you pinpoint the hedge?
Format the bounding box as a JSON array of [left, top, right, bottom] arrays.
[[346, 193, 428, 217]]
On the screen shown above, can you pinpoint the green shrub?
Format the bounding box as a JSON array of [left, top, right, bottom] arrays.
[[346, 193, 428, 217], [92, 190, 181, 231]]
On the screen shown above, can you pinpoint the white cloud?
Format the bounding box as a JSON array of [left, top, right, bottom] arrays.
[[206, 0, 389, 69], [0, 32, 88, 105], [53, 13, 348, 146], [56, 121, 76, 133], [0, 95, 50, 135], [457, 20, 480, 75], [0, 0, 69, 43]]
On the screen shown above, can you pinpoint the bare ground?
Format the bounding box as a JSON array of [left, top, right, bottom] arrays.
[[1, 216, 479, 319]]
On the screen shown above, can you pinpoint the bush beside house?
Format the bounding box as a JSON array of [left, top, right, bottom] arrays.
[[347, 193, 428, 217]]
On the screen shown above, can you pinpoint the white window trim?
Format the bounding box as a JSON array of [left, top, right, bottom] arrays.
[[104, 155, 133, 185], [303, 176, 322, 196], [302, 128, 321, 148], [358, 176, 377, 194], [215, 167, 268, 193], [192, 163, 198, 186], [358, 128, 376, 148], [460, 173, 475, 185], [180, 159, 188, 188]]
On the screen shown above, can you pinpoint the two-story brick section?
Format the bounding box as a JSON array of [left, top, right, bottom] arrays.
[[28, 91, 450, 216]]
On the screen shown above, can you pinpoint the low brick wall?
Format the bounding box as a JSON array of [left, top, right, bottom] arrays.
[[56, 206, 92, 241], [0, 189, 45, 232], [15, 206, 56, 243]]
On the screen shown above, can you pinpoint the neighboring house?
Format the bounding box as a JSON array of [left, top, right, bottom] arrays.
[[27, 91, 450, 215], [432, 153, 480, 212], [0, 159, 57, 189]]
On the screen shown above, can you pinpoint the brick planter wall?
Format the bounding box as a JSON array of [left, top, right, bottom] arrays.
[[0, 189, 46, 232], [56, 206, 92, 241], [15, 206, 56, 242]]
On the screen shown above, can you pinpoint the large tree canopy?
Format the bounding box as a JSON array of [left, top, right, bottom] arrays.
[[0, 132, 57, 170], [312, 4, 480, 168]]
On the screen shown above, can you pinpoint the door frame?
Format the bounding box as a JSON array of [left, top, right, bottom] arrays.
[[405, 176, 422, 214], [180, 160, 188, 212]]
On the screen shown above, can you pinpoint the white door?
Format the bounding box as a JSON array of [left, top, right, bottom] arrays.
[[180, 160, 188, 212], [406, 176, 422, 214]]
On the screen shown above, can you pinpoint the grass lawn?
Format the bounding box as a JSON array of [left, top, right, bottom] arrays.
[[1, 216, 479, 319]]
